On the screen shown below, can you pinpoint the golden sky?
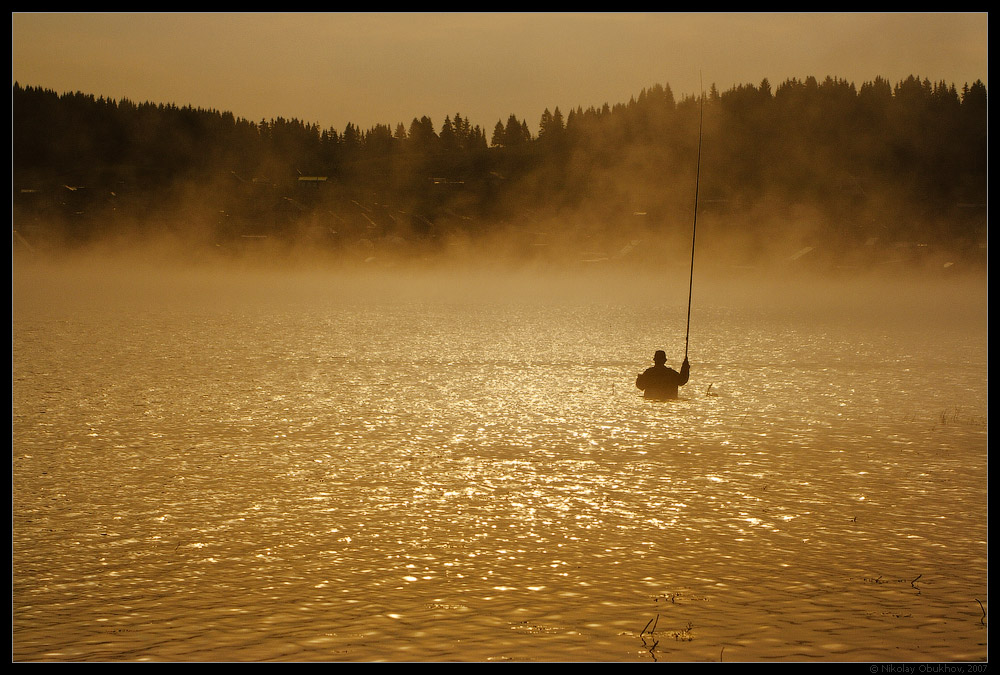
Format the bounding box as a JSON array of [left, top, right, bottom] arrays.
[[12, 12, 988, 133]]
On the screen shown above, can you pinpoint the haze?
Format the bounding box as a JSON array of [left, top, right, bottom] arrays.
[[12, 12, 989, 664], [12, 12, 988, 134], [11, 12, 989, 312]]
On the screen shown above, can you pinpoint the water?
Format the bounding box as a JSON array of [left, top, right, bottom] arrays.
[[12, 258, 988, 662]]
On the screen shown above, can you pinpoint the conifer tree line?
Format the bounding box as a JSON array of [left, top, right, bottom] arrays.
[[11, 75, 987, 258]]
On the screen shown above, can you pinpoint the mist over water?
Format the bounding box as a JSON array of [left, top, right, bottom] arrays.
[[12, 239, 987, 662], [12, 42, 988, 662]]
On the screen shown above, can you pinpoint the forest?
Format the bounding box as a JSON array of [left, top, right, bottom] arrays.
[[11, 76, 988, 269]]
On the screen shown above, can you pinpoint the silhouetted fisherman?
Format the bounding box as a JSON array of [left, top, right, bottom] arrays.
[[636, 350, 690, 400]]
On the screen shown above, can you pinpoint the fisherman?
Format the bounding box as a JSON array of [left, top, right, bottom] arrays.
[[636, 350, 690, 400]]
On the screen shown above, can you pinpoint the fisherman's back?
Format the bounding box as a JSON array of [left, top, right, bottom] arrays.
[[636, 358, 690, 400]]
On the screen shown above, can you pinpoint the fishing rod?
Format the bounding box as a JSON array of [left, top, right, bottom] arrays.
[[684, 80, 705, 361]]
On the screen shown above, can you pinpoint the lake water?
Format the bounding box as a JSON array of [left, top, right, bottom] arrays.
[[12, 255, 988, 662]]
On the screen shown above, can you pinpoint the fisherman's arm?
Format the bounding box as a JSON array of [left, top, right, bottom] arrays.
[[678, 358, 690, 386]]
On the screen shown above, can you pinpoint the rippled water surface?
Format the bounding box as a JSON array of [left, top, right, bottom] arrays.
[[13, 260, 988, 662]]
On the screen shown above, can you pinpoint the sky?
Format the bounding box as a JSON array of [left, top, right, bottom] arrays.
[[12, 12, 989, 135]]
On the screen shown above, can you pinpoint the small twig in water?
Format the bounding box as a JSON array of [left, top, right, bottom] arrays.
[[976, 598, 986, 625]]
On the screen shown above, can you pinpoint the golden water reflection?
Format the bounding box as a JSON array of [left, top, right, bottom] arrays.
[[13, 267, 987, 661]]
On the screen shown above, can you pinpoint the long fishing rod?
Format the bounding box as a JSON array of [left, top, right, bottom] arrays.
[[684, 81, 705, 361]]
